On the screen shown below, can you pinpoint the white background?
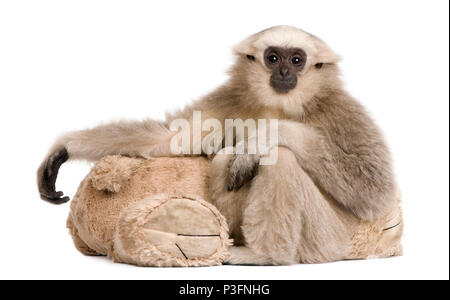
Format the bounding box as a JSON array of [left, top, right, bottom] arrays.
[[0, 0, 448, 280]]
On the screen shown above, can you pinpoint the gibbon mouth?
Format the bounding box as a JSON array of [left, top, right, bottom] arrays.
[[270, 77, 298, 94]]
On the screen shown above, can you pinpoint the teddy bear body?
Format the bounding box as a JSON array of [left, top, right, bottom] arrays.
[[67, 155, 403, 267], [67, 156, 231, 267]]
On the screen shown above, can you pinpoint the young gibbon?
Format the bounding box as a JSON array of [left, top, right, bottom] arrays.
[[38, 26, 398, 264]]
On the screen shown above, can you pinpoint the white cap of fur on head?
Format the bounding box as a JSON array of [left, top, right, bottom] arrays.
[[234, 25, 341, 69]]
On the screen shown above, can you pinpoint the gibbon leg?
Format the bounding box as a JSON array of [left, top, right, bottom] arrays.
[[210, 147, 249, 246], [219, 147, 351, 265]]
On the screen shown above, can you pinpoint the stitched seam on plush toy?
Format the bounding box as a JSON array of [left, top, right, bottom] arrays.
[[175, 243, 189, 259], [383, 221, 402, 231], [177, 234, 220, 237]]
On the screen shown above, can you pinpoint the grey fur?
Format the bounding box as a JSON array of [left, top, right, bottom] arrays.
[[37, 26, 398, 264]]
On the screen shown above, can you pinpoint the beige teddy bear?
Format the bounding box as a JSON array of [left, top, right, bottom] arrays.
[[67, 155, 403, 267]]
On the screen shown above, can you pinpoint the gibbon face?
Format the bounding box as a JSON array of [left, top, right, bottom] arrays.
[[232, 26, 341, 116], [263, 46, 307, 93]]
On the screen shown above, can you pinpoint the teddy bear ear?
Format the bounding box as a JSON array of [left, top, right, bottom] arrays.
[[90, 155, 142, 193]]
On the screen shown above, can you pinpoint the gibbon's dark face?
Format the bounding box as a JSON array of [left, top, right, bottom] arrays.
[[263, 46, 307, 94]]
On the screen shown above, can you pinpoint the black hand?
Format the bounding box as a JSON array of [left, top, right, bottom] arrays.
[[227, 154, 259, 191], [38, 147, 70, 204]]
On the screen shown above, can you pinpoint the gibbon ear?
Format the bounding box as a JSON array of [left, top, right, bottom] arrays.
[[233, 31, 261, 57], [311, 36, 341, 64], [233, 27, 341, 65]]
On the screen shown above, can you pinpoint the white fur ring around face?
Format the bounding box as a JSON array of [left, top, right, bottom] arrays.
[[112, 195, 232, 267]]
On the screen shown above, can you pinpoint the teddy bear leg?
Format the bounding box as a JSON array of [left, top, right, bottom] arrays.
[[349, 204, 404, 260], [377, 205, 403, 257], [112, 195, 231, 267], [67, 215, 100, 256]]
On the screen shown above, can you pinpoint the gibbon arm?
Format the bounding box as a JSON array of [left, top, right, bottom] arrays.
[[276, 120, 397, 221], [226, 119, 396, 221], [37, 119, 175, 203]]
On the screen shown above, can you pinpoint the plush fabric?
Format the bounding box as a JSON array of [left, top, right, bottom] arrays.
[[67, 155, 402, 267], [67, 155, 231, 267]]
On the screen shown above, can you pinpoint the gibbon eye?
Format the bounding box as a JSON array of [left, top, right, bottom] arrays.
[[291, 56, 302, 65], [268, 54, 279, 63]]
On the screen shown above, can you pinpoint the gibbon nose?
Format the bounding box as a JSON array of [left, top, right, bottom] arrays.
[[280, 67, 290, 77]]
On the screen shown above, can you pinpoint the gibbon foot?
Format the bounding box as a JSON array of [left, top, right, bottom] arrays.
[[38, 147, 70, 204], [225, 246, 275, 265], [227, 153, 260, 191]]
